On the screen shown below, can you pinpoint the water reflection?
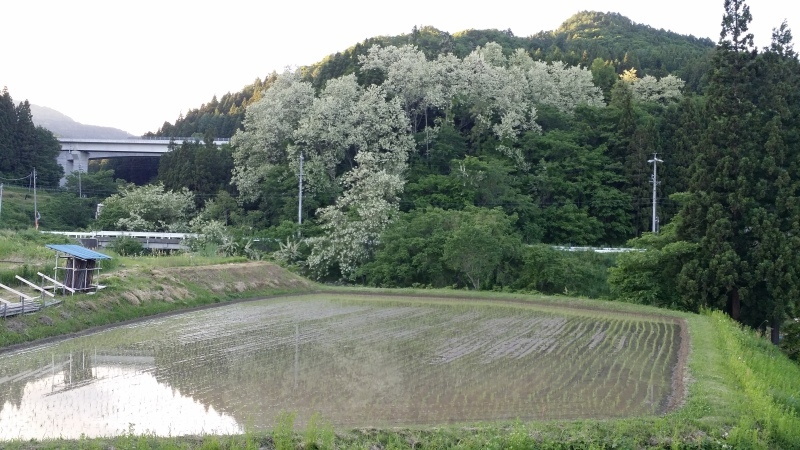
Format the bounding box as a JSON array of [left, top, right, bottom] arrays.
[[0, 349, 240, 440], [0, 295, 680, 440]]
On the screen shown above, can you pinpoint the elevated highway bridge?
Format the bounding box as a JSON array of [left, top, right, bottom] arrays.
[[57, 137, 229, 185]]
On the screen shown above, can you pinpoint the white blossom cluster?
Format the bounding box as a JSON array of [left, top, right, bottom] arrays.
[[232, 42, 614, 278], [104, 183, 196, 232], [231, 72, 315, 202], [619, 68, 685, 104]]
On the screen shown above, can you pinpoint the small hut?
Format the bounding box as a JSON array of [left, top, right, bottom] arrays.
[[46, 244, 112, 292]]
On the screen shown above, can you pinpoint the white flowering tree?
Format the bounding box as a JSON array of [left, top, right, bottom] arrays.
[[357, 42, 605, 172], [292, 75, 370, 195], [522, 60, 606, 114], [359, 45, 460, 155], [231, 42, 614, 278], [630, 74, 685, 103], [231, 71, 315, 202], [98, 183, 196, 232], [619, 68, 685, 104], [304, 84, 413, 277]]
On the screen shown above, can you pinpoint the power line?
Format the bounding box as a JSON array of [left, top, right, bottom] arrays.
[[0, 172, 33, 182]]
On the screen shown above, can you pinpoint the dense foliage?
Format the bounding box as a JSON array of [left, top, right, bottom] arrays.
[[156, 139, 235, 207], [609, 0, 800, 344], [0, 87, 63, 187]]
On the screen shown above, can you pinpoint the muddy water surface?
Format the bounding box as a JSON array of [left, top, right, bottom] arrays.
[[0, 294, 681, 439]]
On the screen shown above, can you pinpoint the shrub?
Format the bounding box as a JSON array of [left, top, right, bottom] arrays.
[[109, 236, 144, 256]]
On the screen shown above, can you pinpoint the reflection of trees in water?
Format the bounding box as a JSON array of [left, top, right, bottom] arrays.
[[139, 300, 559, 427], [0, 366, 37, 414], [1, 298, 681, 430], [62, 351, 95, 387], [148, 304, 421, 428]]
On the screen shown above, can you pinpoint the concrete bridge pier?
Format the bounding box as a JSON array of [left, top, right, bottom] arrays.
[[57, 149, 90, 185]]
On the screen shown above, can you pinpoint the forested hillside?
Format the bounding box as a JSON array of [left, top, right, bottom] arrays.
[[149, 11, 713, 140], [0, 88, 63, 187], [4, 2, 797, 359]]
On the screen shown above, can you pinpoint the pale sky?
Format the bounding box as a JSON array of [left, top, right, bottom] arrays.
[[3, 0, 797, 136]]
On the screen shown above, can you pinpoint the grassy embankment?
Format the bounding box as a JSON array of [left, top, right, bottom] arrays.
[[0, 230, 315, 348], [1, 232, 800, 449]]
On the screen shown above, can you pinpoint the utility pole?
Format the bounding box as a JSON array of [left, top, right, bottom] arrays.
[[0, 183, 3, 219], [647, 154, 663, 233], [33, 168, 38, 230], [298, 153, 304, 228]]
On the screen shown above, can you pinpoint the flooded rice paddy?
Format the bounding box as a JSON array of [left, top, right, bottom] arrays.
[[0, 294, 683, 439]]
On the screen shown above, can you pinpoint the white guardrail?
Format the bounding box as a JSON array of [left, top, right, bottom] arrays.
[[45, 231, 199, 240], [551, 246, 644, 253]]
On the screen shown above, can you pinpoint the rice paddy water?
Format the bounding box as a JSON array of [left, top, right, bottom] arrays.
[[0, 294, 683, 439]]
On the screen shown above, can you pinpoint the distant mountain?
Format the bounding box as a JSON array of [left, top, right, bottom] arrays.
[[30, 105, 134, 139]]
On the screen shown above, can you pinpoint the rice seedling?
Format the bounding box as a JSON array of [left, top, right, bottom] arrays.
[[0, 293, 686, 440]]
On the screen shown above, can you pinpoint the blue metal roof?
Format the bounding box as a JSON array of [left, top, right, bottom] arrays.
[[46, 244, 112, 260]]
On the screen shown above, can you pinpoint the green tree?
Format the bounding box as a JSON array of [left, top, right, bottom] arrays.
[[609, 222, 698, 309], [157, 140, 234, 207], [443, 207, 520, 289], [590, 58, 618, 100], [38, 193, 95, 230], [514, 244, 617, 298], [359, 207, 521, 289], [0, 94, 62, 185], [0, 88, 15, 173], [358, 208, 459, 287], [674, 0, 800, 343], [64, 169, 119, 200]]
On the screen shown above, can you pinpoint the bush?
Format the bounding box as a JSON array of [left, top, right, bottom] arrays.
[[512, 244, 616, 298], [109, 236, 144, 256], [780, 319, 800, 362]]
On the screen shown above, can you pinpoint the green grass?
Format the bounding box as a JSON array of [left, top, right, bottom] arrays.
[[0, 186, 44, 231], [0, 254, 314, 348]]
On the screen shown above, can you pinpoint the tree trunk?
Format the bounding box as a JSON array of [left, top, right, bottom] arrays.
[[772, 315, 781, 346], [729, 288, 741, 321]]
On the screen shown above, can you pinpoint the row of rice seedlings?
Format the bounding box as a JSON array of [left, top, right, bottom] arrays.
[[646, 321, 679, 412], [624, 322, 665, 413], [598, 319, 639, 409], [597, 322, 644, 412], [614, 319, 656, 412], [549, 317, 672, 417], [490, 312, 648, 418], [624, 320, 671, 412], [484, 318, 596, 418], [570, 318, 629, 413], [1, 296, 686, 435]]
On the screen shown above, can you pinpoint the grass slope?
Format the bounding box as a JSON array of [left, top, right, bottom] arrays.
[[0, 256, 314, 349]]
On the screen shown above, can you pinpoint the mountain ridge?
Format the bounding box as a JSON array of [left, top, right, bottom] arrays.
[[30, 104, 134, 139], [149, 11, 714, 139]]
